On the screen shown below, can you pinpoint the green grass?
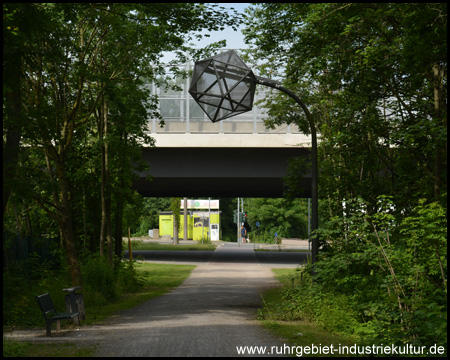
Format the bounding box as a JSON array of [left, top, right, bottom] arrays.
[[2, 338, 97, 357], [3, 262, 195, 357], [258, 268, 358, 356], [130, 241, 216, 251], [254, 248, 310, 252], [81, 262, 196, 325]]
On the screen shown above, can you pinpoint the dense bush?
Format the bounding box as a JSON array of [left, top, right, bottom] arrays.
[[81, 254, 118, 304], [3, 256, 71, 327], [81, 254, 144, 305], [3, 253, 144, 328], [245, 198, 308, 240], [278, 198, 447, 348]]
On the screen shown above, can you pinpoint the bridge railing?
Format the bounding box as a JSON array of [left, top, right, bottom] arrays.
[[146, 60, 303, 135]]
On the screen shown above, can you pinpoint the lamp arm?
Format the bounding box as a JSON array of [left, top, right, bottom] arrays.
[[254, 75, 319, 267], [254, 76, 315, 134]]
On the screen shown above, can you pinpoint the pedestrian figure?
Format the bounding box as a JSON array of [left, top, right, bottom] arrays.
[[241, 224, 247, 244], [274, 231, 278, 244]]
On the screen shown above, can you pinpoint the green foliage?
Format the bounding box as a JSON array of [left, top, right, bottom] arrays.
[[81, 254, 144, 305], [170, 198, 181, 227], [132, 198, 171, 236], [244, 4, 447, 349], [315, 198, 447, 347], [3, 252, 146, 328], [131, 241, 216, 251], [245, 198, 308, 240], [260, 265, 360, 336], [3, 257, 72, 327], [81, 254, 117, 303], [222, 233, 237, 243], [4, 260, 194, 357], [218, 198, 236, 240], [3, 2, 245, 283], [114, 259, 145, 295], [3, 337, 30, 357], [258, 198, 447, 349], [281, 285, 361, 336], [244, 3, 447, 207], [3, 339, 96, 358], [258, 267, 359, 348]]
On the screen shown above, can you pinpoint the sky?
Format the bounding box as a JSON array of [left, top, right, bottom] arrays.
[[193, 3, 250, 50], [162, 3, 251, 62]]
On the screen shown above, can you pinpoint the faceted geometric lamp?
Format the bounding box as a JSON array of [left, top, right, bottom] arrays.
[[188, 50, 256, 123], [189, 50, 320, 267]]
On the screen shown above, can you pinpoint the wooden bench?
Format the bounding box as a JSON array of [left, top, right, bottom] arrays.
[[36, 293, 80, 337]]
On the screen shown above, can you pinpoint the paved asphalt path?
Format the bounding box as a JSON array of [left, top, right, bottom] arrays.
[[127, 243, 308, 268], [85, 243, 302, 357]]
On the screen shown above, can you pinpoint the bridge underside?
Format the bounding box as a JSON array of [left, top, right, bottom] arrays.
[[133, 147, 311, 198]]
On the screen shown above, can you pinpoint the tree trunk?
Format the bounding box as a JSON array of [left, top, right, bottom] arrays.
[[114, 197, 124, 261], [432, 63, 445, 201], [99, 98, 106, 258], [56, 160, 82, 286], [171, 198, 180, 244], [3, 52, 22, 226], [104, 109, 113, 265], [99, 94, 113, 264], [173, 220, 179, 244]]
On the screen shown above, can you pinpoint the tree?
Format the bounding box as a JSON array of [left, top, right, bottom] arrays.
[[243, 4, 447, 346], [3, 3, 244, 284], [3, 3, 51, 224], [245, 198, 308, 240], [243, 3, 447, 210], [170, 198, 181, 244]]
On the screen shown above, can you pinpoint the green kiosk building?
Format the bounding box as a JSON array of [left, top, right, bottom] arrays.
[[159, 200, 221, 241]]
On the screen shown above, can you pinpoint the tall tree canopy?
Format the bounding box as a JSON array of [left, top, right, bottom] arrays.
[[3, 3, 243, 285], [244, 3, 447, 210], [243, 4, 447, 347]]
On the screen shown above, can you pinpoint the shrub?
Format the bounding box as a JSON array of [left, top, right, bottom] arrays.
[[81, 254, 117, 304], [114, 259, 144, 295], [314, 197, 447, 347], [81, 254, 146, 306], [3, 257, 71, 327]]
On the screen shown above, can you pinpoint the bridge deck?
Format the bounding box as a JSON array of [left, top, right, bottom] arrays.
[[134, 133, 312, 197]]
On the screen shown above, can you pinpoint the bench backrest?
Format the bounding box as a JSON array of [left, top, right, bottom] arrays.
[[36, 293, 57, 317]]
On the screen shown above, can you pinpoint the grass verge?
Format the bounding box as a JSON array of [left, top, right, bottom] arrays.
[[258, 268, 358, 357], [254, 248, 310, 252], [82, 262, 196, 325], [2, 339, 97, 357], [130, 241, 216, 251], [3, 262, 195, 357]]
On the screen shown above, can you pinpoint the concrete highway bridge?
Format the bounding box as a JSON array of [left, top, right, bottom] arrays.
[[134, 134, 312, 198], [133, 59, 313, 198]]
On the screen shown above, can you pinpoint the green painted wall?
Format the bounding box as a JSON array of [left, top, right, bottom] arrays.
[[159, 212, 220, 241]]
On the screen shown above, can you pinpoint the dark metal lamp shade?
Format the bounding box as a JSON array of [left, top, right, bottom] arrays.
[[188, 50, 256, 123]]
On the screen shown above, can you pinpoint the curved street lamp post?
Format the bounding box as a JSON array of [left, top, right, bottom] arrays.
[[188, 50, 318, 265]]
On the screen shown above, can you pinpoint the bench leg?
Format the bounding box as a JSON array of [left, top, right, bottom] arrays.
[[56, 320, 61, 332], [46, 321, 52, 337]]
